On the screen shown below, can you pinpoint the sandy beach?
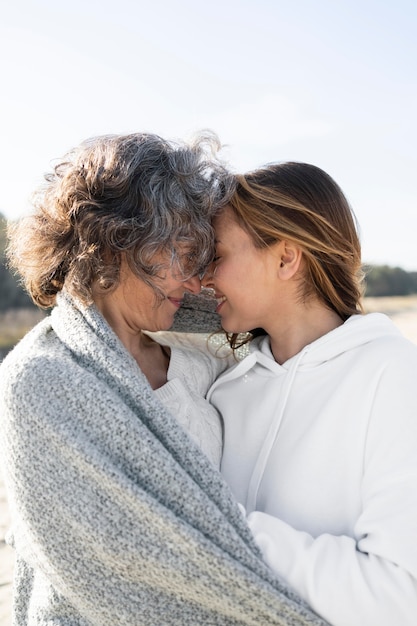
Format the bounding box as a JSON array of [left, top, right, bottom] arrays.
[[1, 298, 417, 625], [363, 295, 417, 344]]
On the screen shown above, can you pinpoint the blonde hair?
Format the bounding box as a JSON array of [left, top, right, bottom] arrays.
[[226, 162, 364, 347]]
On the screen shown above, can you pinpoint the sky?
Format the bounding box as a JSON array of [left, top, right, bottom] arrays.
[[1, 0, 416, 270]]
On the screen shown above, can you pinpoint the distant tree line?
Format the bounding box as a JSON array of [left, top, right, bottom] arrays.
[[364, 265, 417, 297], [1, 212, 416, 309], [0, 213, 34, 311]]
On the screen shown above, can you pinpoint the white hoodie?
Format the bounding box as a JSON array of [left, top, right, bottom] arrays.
[[208, 313, 417, 626]]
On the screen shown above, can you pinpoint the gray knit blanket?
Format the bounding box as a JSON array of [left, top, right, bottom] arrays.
[[0, 292, 328, 625]]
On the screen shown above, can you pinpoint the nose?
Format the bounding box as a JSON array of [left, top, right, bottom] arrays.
[[182, 274, 201, 294], [201, 262, 215, 290]]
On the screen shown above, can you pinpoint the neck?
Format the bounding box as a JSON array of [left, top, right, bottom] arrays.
[[93, 295, 170, 389], [268, 302, 344, 364], [130, 332, 171, 390]]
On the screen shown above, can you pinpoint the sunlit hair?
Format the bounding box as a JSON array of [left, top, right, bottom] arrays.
[[7, 131, 234, 307], [225, 161, 365, 349]]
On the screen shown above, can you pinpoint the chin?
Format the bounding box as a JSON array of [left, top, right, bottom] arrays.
[[221, 317, 253, 335], [148, 315, 175, 333], [220, 320, 242, 334], [162, 315, 177, 331]]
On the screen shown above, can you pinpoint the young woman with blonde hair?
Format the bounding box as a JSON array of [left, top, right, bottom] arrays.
[[205, 162, 417, 626]]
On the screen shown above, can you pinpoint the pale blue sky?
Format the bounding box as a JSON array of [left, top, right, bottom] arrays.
[[1, 0, 416, 269]]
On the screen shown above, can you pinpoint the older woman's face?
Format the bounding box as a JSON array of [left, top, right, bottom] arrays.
[[94, 255, 201, 334]]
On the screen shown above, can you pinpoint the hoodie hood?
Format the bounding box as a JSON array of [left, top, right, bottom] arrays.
[[255, 312, 401, 370], [210, 313, 402, 392], [208, 312, 403, 512]]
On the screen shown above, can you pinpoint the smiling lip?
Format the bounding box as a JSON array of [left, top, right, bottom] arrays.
[[216, 295, 227, 312], [168, 297, 183, 309]]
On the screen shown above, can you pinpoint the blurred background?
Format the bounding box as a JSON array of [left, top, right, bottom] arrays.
[[1, 0, 417, 267], [1, 0, 417, 354]]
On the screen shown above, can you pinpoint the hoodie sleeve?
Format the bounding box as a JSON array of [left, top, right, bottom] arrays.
[[247, 511, 417, 626], [246, 341, 417, 626]]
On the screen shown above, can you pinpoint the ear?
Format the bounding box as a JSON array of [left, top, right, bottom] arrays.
[[277, 240, 302, 280]]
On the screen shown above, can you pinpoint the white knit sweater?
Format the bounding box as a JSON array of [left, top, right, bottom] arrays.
[[148, 331, 236, 466]]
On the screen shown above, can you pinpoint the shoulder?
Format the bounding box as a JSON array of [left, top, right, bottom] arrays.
[[338, 313, 417, 368], [148, 330, 235, 363], [0, 315, 93, 430], [147, 331, 236, 390], [0, 317, 56, 390]]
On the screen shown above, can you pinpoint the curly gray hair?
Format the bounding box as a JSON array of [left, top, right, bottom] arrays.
[[7, 130, 234, 307]]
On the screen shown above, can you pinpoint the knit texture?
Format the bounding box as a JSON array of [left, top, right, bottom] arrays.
[[151, 330, 235, 467], [170, 290, 222, 333], [0, 292, 328, 625]]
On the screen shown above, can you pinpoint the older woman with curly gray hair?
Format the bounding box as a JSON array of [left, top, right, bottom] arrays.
[[0, 132, 328, 626]]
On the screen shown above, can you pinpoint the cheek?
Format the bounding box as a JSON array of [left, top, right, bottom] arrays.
[[219, 259, 246, 283], [214, 262, 232, 284]]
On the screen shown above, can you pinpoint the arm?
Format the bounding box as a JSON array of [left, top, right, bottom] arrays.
[[246, 347, 417, 626], [248, 505, 417, 626]]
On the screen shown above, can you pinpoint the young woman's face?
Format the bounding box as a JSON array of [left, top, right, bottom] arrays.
[[205, 207, 282, 334]]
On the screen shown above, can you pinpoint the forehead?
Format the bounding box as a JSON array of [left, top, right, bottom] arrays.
[[213, 206, 237, 232], [213, 206, 250, 244]]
